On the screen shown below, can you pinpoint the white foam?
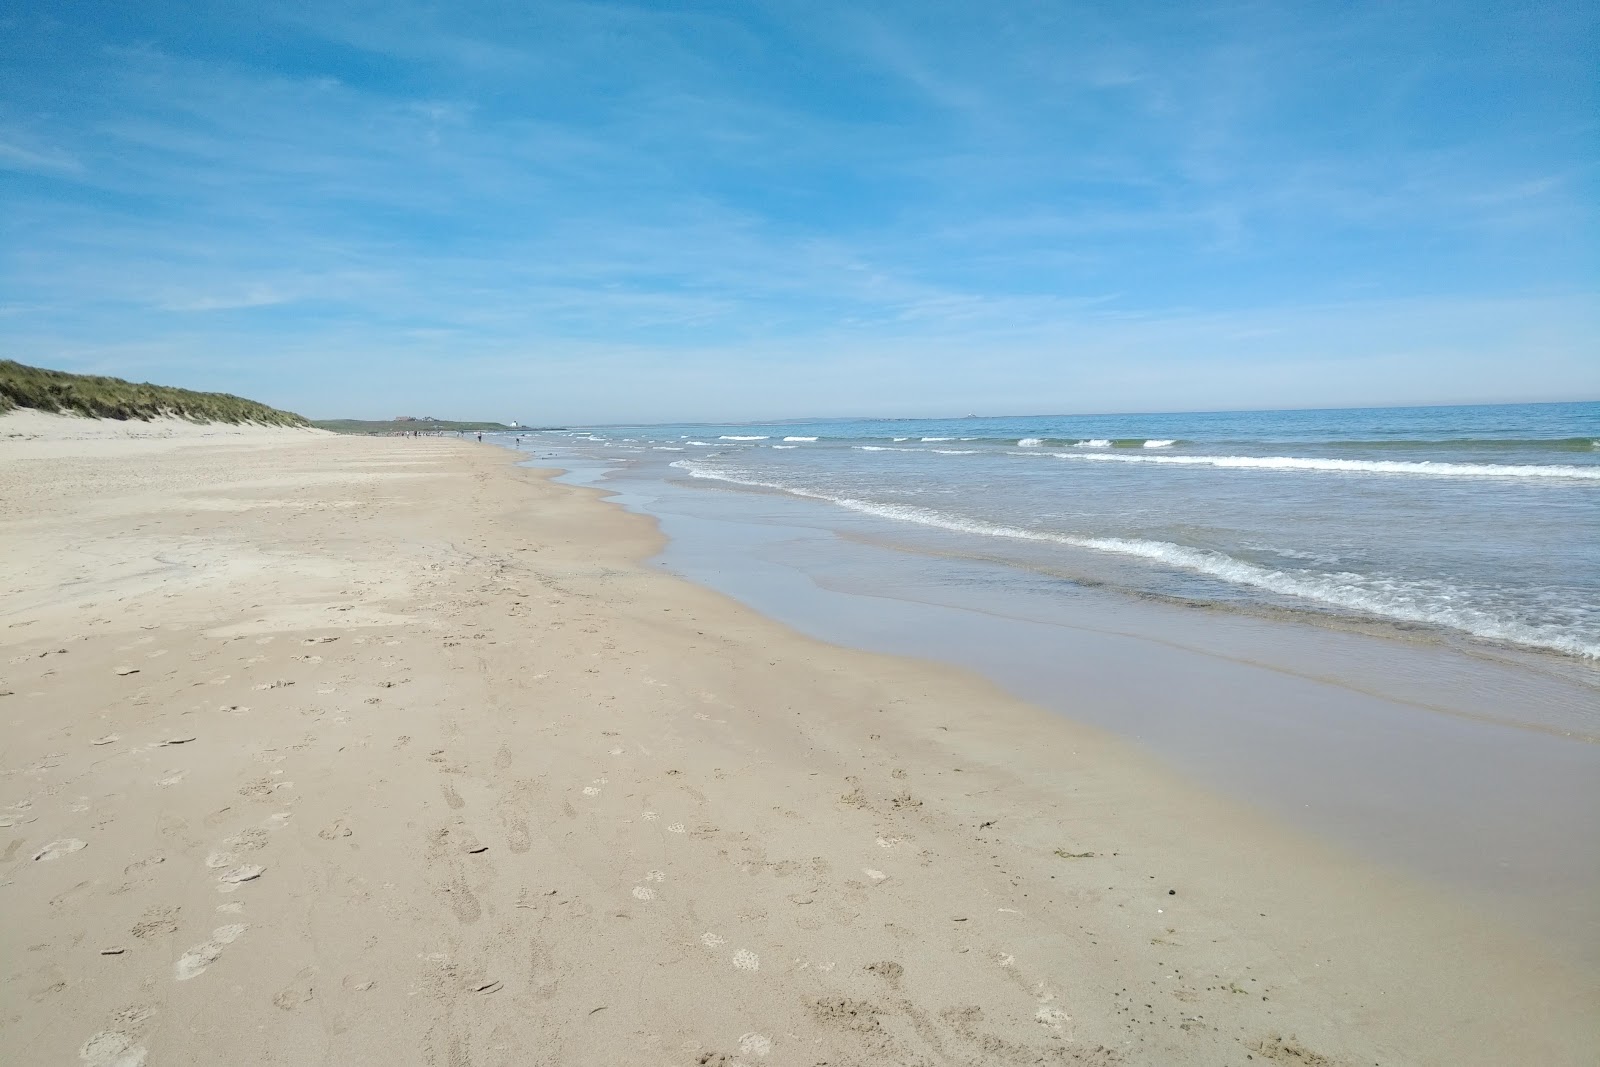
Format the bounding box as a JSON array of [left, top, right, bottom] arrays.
[[1143, 439, 1176, 448], [932, 449, 980, 455], [783, 436, 818, 442], [1017, 438, 1045, 447], [921, 437, 954, 442], [668, 460, 1600, 658], [719, 435, 769, 441], [772, 444, 798, 449], [1049, 452, 1600, 480], [1076, 439, 1111, 448]]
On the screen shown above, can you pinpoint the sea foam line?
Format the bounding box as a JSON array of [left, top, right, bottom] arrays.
[[1028, 451, 1600, 481], [668, 460, 1599, 658]]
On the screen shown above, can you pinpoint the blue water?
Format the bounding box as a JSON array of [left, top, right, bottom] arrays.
[[511, 402, 1600, 661]]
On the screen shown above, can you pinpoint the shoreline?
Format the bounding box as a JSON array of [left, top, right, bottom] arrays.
[[544, 448, 1600, 964], [1, 430, 1594, 1065]]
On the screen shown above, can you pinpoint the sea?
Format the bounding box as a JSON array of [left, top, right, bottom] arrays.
[[514, 402, 1600, 664]]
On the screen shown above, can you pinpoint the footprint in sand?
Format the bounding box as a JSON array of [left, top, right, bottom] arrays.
[[738, 1033, 773, 1058], [447, 878, 482, 924], [731, 949, 760, 972], [33, 838, 87, 861], [216, 864, 264, 892], [79, 1030, 147, 1067], [505, 815, 531, 854], [631, 886, 656, 901], [175, 923, 248, 980]]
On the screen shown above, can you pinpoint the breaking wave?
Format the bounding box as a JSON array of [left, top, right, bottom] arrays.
[[1040, 452, 1600, 481], [668, 460, 1599, 659]]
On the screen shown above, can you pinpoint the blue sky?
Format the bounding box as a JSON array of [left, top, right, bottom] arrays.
[[2, 1, 1595, 422]]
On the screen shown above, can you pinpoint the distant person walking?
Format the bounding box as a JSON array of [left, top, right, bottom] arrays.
[[476, 433, 482, 443]]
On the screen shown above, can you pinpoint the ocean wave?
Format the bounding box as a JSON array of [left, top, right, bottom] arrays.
[[771, 444, 798, 449], [1075, 439, 1111, 448], [1258, 437, 1600, 451], [1043, 452, 1600, 480], [783, 436, 818, 442], [1143, 439, 1176, 448], [719, 435, 770, 441], [931, 449, 980, 455], [921, 437, 954, 442], [1017, 438, 1045, 447], [686, 440, 711, 446], [667, 461, 1599, 659]]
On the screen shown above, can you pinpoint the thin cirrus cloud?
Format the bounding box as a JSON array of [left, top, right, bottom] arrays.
[[0, 0, 1594, 422]]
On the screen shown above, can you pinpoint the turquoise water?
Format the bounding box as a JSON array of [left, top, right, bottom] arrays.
[[514, 402, 1600, 660]]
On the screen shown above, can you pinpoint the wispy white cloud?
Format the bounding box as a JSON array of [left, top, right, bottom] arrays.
[[0, 135, 84, 175]]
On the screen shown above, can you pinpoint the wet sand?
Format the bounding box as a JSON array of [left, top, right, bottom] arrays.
[[2, 429, 1595, 1065]]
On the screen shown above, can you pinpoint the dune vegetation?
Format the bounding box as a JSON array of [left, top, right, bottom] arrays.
[[0, 360, 308, 426]]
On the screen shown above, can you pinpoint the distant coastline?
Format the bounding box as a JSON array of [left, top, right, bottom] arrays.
[[311, 417, 524, 434]]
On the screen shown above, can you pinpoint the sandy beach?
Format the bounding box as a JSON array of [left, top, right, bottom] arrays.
[[2, 427, 1594, 1067]]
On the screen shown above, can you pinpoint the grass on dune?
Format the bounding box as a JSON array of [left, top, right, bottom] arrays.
[[0, 360, 309, 426]]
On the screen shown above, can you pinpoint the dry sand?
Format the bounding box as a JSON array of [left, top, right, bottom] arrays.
[[0, 429, 1593, 1066]]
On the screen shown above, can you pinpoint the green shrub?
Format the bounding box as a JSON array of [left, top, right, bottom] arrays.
[[0, 360, 308, 426]]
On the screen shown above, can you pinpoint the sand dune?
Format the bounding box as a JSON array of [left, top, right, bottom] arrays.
[[0, 408, 328, 444]]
